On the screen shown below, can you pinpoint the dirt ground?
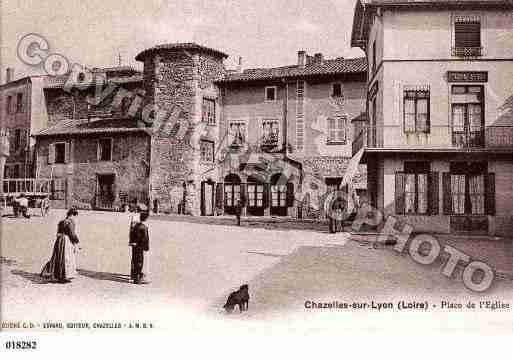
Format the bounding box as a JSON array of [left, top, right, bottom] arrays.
[[1, 209, 513, 334]]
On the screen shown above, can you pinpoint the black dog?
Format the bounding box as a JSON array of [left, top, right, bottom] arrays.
[[223, 284, 250, 313]]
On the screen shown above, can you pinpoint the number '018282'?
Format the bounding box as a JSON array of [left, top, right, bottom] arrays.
[[5, 341, 37, 350]]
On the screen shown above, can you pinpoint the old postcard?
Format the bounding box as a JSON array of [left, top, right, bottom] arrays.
[[1, 0, 513, 355]]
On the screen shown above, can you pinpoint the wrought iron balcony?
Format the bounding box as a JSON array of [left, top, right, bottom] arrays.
[[260, 133, 279, 151], [451, 47, 483, 57], [352, 125, 513, 156]]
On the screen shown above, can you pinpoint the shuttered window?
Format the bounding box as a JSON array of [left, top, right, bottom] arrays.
[[442, 168, 495, 215], [453, 18, 482, 56], [395, 167, 438, 215], [455, 21, 481, 48]]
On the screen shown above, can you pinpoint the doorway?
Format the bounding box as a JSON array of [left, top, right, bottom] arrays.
[[201, 180, 215, 216], [96, 174, 115, 210]]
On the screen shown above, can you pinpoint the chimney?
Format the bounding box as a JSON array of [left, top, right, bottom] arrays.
[[297, 50, 306, 68], [5, 68, 14, 83], [236, 56, 243, 73], [314, 53, 324, 63]]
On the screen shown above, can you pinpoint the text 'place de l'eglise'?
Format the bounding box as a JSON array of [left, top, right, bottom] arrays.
[[1, 0, 513, 237]]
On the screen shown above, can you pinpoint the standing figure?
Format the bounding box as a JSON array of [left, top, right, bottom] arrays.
[[129, 211, 150, 284], [41, 208, 80, 283]]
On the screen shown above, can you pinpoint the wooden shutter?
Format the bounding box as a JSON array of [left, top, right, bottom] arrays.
[[429, 172, 439, 215], [286, 182, 294, 207], [442, 172, 452, 215], [215, 183, 224, 208], [395, 172, 406, 215], [455, 22, 480, 48], [48, 143, 55, 164], [485, 173, 496, 216], [240, 183, 247, 207], [64, 141, 70, 163], [263, 183, 270, 208]]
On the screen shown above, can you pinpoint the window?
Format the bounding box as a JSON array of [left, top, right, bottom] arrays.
[[200, 140, 214, 163], [229, 122, 246, 147], [453, 17, 481, 57], [16, 93, 23, 113], [13, 164, 20, 179], [262, 119, 279, 147], [6, 96, 12, 114], [265, 86, 277, 101], [98, 138, 112, 161], [451, 85, 484, 148], [396, 162, 437, 215], [51, 178, 66, 200], [332, 83, 343, 98], [13, 129, 21, 151], [202, 98, 216, 125], [444, 162, 492, 215], [271, 184, 287, 207], [404, 88, 430, 133], [327, 117, 347, 144], [247, 183, 264, 207], [54, 143, 66, 164]]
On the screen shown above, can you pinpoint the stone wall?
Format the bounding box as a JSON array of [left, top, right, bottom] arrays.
[[141, 49, 225, 215], [44, 82, 142, 127], [35, 133, 150, 209]]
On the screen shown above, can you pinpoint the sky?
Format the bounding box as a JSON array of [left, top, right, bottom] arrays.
[[1, 0, 364, 81]]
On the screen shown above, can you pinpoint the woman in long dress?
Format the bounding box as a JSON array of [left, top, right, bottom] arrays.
[[41, 208, 80, 283]]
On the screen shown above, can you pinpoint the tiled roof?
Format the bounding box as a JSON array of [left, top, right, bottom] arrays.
[[43, 74, 142, 89], [91, 66, 139, 73], [218, 57, 367, 83], [34, 118, 150, 137], [135, 42, 228, 61]]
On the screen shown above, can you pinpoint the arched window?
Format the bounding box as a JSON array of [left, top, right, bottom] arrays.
[[270, 173, 287, 208], [247, 175, 265, 208], [224, 174, 241, 210]]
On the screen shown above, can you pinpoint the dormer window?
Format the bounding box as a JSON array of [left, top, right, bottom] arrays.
[[265, 86, 277, 102], [452, 16, 482, 57]]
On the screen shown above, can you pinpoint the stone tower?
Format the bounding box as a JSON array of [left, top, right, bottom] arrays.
[[135, 43, 227, 215]]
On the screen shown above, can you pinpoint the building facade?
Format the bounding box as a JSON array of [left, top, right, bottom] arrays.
[[351, 0, 513, 235], [7, 43, 367, 216], [0, 76, 33, 179], [216, 52, 367, 218]]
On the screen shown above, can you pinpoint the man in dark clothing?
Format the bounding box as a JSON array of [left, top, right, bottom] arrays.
[[129, 211, 150, 284]]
